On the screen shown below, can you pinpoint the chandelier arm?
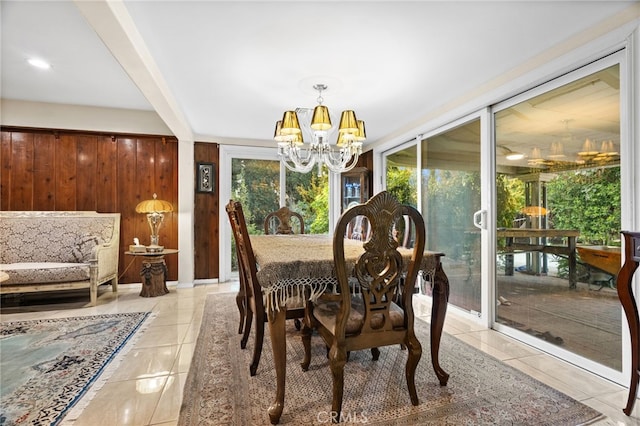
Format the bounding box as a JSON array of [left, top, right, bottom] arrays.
[[325, 145, 361, 173], [281, 158, 316, 174], [290, 145, 317, 168], [322, 150, 349, 173], [281, 144, 317, 173], [340, 152, 361, 172]]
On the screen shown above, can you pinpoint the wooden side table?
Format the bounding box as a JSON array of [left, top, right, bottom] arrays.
[[125, 249, 179, 297], [618, 231, 640, 416]]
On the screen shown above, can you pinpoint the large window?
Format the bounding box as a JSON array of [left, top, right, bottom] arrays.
[[222, 147, 330, 275]]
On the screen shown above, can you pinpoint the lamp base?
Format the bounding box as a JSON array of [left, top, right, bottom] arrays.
[[146, 245, 164, 253]]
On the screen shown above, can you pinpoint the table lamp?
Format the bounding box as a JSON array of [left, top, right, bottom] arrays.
[[135, 193, 173, 252]]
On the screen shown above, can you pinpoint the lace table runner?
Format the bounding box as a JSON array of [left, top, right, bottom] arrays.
[[250, 234, 442, 311]]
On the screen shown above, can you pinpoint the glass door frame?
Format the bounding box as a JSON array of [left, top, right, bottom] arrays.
[[490, 50, 629, 385], [378, 111, 493, 325], [219, 145, 283, 282]]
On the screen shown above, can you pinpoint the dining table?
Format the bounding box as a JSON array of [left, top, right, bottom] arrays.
[[250, 233, 450, 424]]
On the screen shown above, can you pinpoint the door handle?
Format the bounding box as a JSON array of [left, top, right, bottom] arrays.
[[473, 210, 486, 230]]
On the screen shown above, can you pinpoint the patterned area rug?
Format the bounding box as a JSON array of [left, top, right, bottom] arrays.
[[179, 293, 604, 425], [1, 312, 151, 426]]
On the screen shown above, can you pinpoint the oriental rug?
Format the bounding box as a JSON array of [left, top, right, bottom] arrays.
[[179, 293, 604, 425], [0, 311, 151, 426]]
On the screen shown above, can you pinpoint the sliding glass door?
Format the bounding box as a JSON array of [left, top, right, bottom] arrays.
[[380, 51, 627, 383], [383, 118, 483, 315], [420, 119, 482, 314], [493, 58, 623, 375]]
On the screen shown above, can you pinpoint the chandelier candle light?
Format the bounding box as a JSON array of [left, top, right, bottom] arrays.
[[274, 84, 365, 174], [135, 193, 173, 252]]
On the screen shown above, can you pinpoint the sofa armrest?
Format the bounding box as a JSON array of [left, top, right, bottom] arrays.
[[93, 239, 120, 285]]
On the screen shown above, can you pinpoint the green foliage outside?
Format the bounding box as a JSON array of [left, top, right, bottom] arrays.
[[424, 169, 481, 259], [386, 166, 417, 207], [231, 159, 279, 234], [547, 167, 621, 245], [287, 168, 329, 234], [496, 175, 525, 229], [230, 158, 331, 270], [231, 160, 328, 234]]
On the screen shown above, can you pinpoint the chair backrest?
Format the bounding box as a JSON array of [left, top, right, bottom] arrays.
[[264, 206, 305, 235], [333, 191, 425, 336], [226, 200, 261, 302]]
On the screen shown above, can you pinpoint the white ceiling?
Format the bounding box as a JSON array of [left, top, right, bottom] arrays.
[[1, 1, 637, 146]]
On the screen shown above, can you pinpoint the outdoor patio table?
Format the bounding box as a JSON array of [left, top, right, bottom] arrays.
[[498, 228, 580, 288], [250, 233, 450, 424]]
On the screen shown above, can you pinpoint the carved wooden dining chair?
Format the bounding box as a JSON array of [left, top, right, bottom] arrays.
[[264, 206, 305, 235], [301, 191, 425, 421], [226, 199, 305, 376], [263, 205, 306, 330]]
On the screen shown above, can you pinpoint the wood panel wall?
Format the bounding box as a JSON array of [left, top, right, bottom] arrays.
[[0, 127, 179, 284], [194, 142, 220, 279]]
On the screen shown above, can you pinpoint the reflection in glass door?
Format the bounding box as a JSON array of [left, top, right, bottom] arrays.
[[421, 120, 482, 313], [494, 63, 621, 371]]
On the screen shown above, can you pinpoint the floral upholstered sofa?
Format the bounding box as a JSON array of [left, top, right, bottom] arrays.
[[0, 211, 121, 306]]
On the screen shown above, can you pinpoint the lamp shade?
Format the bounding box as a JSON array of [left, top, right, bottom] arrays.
[[310, 105, 332, 131], [548, 141, 565, 159], [338, 110, 358, 134], [135, 193, 173, 214], [280, 111, 302, 135], [355, 120, 367, 141], [273, 120, 286, 142], [578, 138, 598, 156]]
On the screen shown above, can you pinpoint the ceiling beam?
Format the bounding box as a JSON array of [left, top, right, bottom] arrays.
[[73, 0, 194, 141]]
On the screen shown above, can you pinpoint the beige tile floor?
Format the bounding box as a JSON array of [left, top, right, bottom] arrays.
[[2, 281, 639, 426]]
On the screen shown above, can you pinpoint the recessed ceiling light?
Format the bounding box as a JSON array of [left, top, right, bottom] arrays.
[[27, 58, 51, 70]]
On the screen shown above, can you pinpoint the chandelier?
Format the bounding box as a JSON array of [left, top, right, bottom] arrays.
[[273, 84, 365, 174]]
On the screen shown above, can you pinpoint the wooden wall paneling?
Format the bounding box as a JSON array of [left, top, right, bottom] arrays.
[[136, 137, 157, 246], [0, 131, 9, 209], [210, 145, 220, 278], [96, 136, 118, 212], [55, 134, 77, 210], [155, 137, 178, 280], [1, 128, 180, 285], [135, 138, 156, 283], [193, 142, 207, 279], [76, 134, 98, 211], [117, 137, 141, 284], [193, 142, 219, 279], [10, 132, 34, 210], [32, 133, 56, 211]]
